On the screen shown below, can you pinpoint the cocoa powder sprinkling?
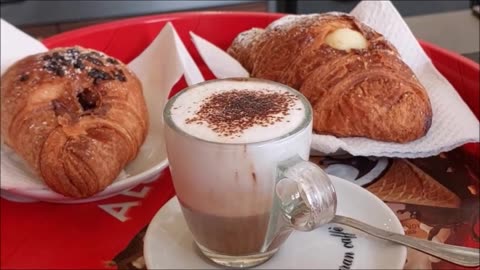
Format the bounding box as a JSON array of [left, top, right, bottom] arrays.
[[186, 90, 298, 137]]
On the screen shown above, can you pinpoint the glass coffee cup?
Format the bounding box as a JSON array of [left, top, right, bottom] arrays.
[[163, 78, 336, 268]]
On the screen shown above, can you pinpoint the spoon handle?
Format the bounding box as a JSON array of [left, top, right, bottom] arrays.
[[332, 215, 480, 267]]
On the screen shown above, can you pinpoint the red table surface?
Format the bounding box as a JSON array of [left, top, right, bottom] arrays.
[[1, 12, 479, 269]]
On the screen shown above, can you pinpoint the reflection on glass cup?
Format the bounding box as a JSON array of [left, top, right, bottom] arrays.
[[164, 78, 336, 268]]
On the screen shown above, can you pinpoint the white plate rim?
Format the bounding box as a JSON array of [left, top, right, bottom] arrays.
[[0, 155, 169, 203]]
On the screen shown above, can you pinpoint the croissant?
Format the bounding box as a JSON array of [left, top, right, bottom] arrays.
[[1, 47, 149, 198], [228, 13, 432, 143]]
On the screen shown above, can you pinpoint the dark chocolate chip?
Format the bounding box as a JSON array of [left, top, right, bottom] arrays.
[[73, 60, 84, 69], [88, 51, 102, 58], [88, 68, 113, 84], [19, 73, 29, 82], [112, 69, 127, 82], [85, 56, 104, 66], [88, 68, 103, 79], [66, 48, 80, 55], [103, 72, 113, 80], [52, 52, 65, 62], [56, 68, 65, 77], [42, 55, 52, 61], [43, 65, 55, 72], [106, 58, 119, 65]]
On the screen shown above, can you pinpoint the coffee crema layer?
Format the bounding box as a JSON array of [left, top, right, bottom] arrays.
[[170, 80, 305, 144]]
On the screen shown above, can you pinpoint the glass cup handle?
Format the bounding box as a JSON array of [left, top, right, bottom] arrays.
[[275, 156, 337, 231]]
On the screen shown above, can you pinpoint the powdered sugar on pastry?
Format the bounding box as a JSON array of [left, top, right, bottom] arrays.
[[231, 28, 264, 49]]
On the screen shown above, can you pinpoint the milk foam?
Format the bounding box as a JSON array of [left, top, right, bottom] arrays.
[[168, 80, 306, 144], [165, 79, 312, 217]]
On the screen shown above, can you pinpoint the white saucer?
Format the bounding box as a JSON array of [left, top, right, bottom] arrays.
[[144, 176, 407, 269], [0, 136, 168, 203]]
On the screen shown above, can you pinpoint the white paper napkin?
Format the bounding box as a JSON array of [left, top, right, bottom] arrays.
[[190, 31, 249, 78], [190, 0, 479, 158], [0, 19, 203, 192], [0, 19, 48, 76]]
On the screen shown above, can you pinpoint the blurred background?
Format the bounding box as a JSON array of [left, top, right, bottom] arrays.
[[1, 0, 478, 62]]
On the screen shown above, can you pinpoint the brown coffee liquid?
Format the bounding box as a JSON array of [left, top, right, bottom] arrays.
[[180, 200, 271, 256]]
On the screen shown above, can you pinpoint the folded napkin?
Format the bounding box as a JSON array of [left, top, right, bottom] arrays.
[[190, 0, 479, 158]]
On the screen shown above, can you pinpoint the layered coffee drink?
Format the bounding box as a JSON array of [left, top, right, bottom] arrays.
[[164, 79, 312, 259]]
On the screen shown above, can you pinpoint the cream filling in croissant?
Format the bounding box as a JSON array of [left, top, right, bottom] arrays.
[[325, 28, 368, 51]]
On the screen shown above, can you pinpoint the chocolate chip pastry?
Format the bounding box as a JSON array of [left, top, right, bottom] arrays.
[[1, 47, 149, 198], [228, 13, 432, 143]]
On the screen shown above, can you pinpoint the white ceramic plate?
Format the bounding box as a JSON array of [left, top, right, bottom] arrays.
[[144, 176, 407, 269], [0, 130, 168, 203], [0, 49, 170, 203], [0, 22, 200, 204]]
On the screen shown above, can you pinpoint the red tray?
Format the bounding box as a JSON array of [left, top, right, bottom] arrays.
[[1, 11, 478, 270]]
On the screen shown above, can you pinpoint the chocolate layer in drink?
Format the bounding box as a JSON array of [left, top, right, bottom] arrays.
[[180, 199, 271, 256]]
